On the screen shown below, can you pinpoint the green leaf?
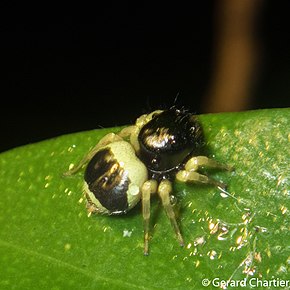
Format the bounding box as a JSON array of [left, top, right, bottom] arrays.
[[0, 108, 289, 290]]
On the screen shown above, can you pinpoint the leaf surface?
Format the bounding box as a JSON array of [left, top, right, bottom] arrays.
[[0, 108, 289, 289]]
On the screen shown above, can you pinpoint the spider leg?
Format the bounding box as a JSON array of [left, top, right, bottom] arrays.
[[184, 156, 233, 172], [63, 133, 123, 176], [118, 110, 163, 154], [176, 170, 226, 188], [118, 125, 140, 152], [176, 156, 233, 189], [141, 180, 158, 255], [158, 180, 184, 248], [135, 110, 163, 128]]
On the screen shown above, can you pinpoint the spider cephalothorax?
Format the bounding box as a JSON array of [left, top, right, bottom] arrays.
[[138, 107, 204, 180]]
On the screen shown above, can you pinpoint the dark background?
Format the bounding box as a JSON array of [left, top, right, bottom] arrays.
[[1, 1, 290, 153]]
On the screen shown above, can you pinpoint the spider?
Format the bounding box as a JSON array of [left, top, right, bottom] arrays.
[[64, 107, 232, 255]]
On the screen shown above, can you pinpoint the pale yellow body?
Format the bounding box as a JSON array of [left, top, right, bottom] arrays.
[[84, 141, 148, 214]]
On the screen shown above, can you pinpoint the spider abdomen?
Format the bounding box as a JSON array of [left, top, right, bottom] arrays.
[[84, 141, 148, 215]]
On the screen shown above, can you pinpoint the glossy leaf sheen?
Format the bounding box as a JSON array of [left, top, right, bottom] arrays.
[[0, 108, 289, 290]]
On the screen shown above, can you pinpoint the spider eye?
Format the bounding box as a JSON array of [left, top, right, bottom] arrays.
[[150, 157, 160, 168]]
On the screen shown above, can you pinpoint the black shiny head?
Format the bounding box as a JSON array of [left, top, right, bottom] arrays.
[[84, 148, 129, 214], [138, 107, 204, 180]]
